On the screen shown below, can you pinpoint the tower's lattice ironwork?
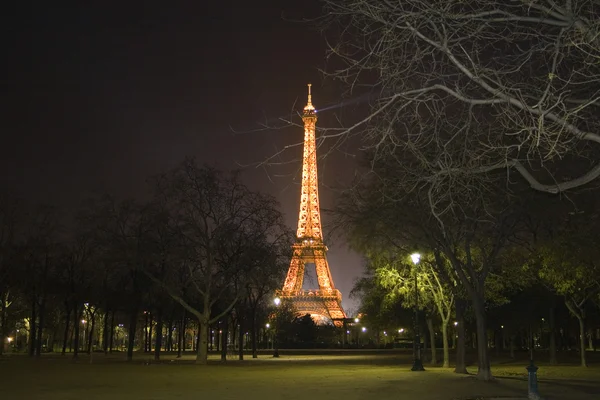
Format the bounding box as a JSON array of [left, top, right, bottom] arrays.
[[277, 84, 346, 326]]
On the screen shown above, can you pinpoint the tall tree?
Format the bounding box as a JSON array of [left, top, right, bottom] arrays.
[[244, 231, 291, 358], [336, 154, 525, 380], [89, 196, 152, 361], [0, 192, 22, 355], [19, 205, 61, 357], [537, 209, 600, 367], [147, 160, 291, 364], [372, 251, 454, 367]]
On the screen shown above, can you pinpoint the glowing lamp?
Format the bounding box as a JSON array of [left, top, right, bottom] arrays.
[[410, 253, 421, 264]]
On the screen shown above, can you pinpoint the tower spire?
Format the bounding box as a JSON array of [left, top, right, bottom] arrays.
[[304, 83, 315, 113], [298, 83, 320, 240]]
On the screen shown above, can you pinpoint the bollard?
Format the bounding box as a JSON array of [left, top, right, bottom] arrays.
[[526, 360, 541, 400]]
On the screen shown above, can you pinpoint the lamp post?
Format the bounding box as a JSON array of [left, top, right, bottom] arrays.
[[273, 297, 281, 358], [526, 323, 541, 399], [81, 319, 87, 352], [410, 253, 425, 371]]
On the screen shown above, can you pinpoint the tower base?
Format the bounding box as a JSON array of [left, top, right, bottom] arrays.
[[276, 289, 346, 327]]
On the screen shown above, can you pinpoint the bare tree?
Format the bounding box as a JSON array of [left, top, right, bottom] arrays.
[[88, 196, 153, 361], [147, 160, 291, 365], [320, 0, 600, 197], [244, 240, 290, 359], [0, 192, 22, 355]]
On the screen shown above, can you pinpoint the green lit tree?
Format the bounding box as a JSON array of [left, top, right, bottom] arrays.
[[538, 214, 600, 367], [373, 251, 454, 367]]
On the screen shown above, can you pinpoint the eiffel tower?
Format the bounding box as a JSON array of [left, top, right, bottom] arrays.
[[276, 84, 346, 326]]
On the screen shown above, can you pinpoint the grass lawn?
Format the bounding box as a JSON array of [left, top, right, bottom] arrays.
[[0, 353, 598, 400]]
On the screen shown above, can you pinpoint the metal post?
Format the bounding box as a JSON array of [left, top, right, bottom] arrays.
[[411, 260, 425, 371], [526, 360, 540, 399], [273, 297, 281, 358], [527, 327, 540, 399], [273, 326, 279, 358]]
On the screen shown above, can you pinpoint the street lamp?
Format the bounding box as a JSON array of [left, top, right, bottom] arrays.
[[273, 297, 281, 358], [81, 319, 87, 351], [410, 253, 425, 371], [265, 323, 271, 349]]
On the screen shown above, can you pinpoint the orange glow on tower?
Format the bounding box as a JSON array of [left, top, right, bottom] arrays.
[[278, 84, 346, 325]]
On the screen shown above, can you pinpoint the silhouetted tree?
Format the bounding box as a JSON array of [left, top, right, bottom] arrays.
[[146, 160, 291, 364]]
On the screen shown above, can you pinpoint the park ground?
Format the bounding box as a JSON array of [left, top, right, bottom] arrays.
[[1, 351, 599, 400]]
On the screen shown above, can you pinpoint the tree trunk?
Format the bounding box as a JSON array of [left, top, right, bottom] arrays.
[[103, 309, 109, 355], [238, 315, 244, 361], [177, 309, 185, 358], [147, 313, 153, 352], [426, 315, 437, 365], [494, 329, 501, 356], [87, 317, 95, 363], [154, 310, 163, 361], [509, 335, 515, 359], [87, 313, 95, 354], [28, 297, 37, 357], [472, 294, 492, 380], [231, 320, 238, 351], [441, 320, 450, 368], [549, 307, 558, 365], [182, 313, 188, 353], [143, 312, 149, 352], [454, 299, 467, 374], [126, 308, 137, 362], [72, 303, 80, 359], [251, 308, 258, 358], [109, 310, 115, 353], [61, 303, 71, 355], [195, 328, 201, 354], [0, 292, 8, 356], [35, 298, 46, 357], [167, 318, 173, 351], [196, 318, 209, 365], [565, 299, 588, 367], [216, 327, 221, 352], [577, 316, 588, 367], [221, 317, 229, 362]]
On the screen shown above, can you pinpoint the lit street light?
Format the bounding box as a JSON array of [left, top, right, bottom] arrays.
[[273, 297, 281, 358], [410, 253, 425, 371]]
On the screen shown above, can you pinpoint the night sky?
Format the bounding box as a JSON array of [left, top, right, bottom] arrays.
[[4, 1, 362, 311]]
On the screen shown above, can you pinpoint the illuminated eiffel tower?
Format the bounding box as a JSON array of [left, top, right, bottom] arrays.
[[276, 84, 346, 326]]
